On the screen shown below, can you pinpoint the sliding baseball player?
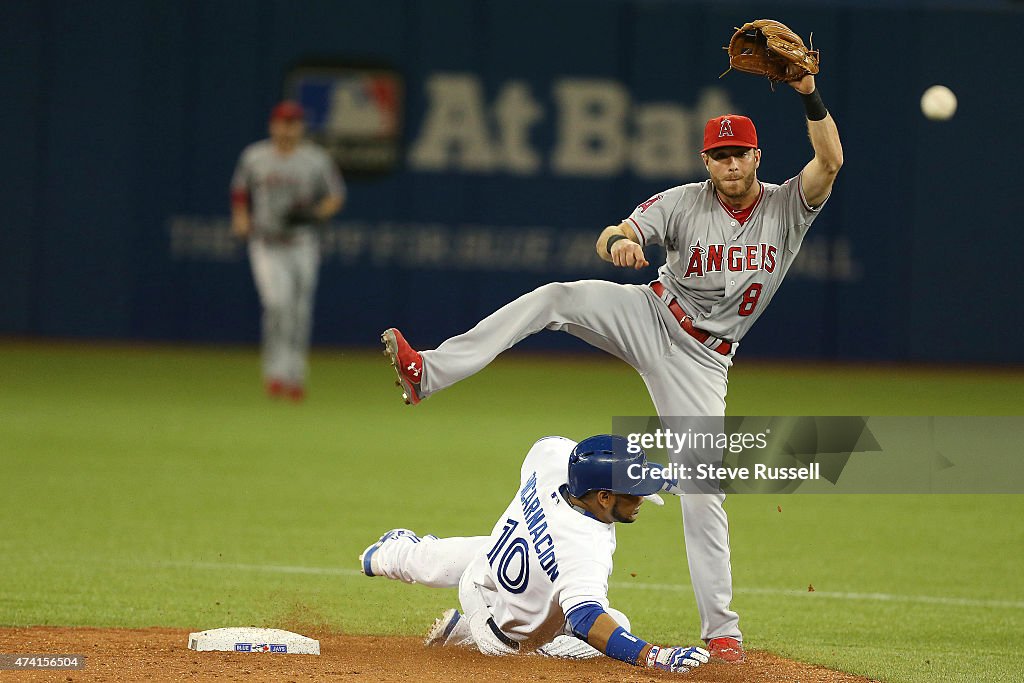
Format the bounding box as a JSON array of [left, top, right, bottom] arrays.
[[359, 435, 708, 673]]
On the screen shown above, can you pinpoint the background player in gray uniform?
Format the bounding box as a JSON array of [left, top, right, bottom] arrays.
[[382, 72, 842, 660], [231, 101, 345, 401], [358, 435, 709, 674]]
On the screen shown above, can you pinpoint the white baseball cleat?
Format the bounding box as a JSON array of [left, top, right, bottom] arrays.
[[359, 528, 422, 577], [424, 608, 462, 647]]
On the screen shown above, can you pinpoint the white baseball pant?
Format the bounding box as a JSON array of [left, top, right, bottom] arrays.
[[371, 534, 629, 657]]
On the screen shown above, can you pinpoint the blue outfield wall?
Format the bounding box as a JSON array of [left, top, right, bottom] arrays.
[[2, 0, 1023, 363]]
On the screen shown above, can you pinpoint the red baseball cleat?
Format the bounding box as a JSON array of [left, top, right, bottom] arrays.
[[381, 328, 423, 405], [286, 385, 305, 403], [265, 378, 286, 398], [707, 637, 745, 663]]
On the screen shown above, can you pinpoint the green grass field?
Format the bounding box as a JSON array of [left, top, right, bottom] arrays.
[[2, 342, 1023, 682]]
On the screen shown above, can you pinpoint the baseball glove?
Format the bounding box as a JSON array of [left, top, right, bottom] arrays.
[[723, 19, 819, 83], [283, 204, 322, 228]]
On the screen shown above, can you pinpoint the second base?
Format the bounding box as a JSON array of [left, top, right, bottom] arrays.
[[187, 627, 320, 655]]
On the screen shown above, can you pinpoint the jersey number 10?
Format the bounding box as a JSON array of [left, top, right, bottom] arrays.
[[487, 518, 530, 594]]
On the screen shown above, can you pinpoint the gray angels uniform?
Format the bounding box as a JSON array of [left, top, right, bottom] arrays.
[[415, 174, 827, 641], [631, 177, 823, 340], [231, 140, 345, 385]]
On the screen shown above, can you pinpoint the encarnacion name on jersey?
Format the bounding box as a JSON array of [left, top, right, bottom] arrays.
[[519, 472, 560, 581]]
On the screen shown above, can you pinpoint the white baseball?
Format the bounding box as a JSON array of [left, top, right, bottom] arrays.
[[920, 85, 957, 121]]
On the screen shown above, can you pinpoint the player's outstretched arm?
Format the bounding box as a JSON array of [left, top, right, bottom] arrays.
[[568, 605, 708, 673], [595, 222, 649, 269], [787, 74, 843, 208]]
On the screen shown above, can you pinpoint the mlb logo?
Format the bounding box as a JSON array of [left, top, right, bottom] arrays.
[[286, 64, 403, 176], [324, 75, 398, 137]]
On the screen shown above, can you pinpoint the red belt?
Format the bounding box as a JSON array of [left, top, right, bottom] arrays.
[[650, 282, 733, 355]]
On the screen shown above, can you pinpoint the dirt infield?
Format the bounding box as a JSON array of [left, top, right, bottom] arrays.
[[0, 627, 878, 682]]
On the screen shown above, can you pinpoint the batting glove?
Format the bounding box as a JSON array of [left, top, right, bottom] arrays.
[[646, 645, 710, 673]]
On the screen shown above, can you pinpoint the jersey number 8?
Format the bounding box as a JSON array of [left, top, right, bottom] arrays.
[[738, 283, 763, 316]]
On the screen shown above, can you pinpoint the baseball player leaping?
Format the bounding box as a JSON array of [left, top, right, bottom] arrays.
[[360, 435, 709, 673], [382, 69, 842, 661]]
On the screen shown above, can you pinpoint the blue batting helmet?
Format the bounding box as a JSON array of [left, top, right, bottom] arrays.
[[567, 435, 675, 498]]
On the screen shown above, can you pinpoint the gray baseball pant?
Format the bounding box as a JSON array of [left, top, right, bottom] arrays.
[[248, 232, 320, 385], [419, 280, 741, 642]]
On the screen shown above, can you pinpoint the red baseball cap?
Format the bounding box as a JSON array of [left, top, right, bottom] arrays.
[[702, 114, 758, 153], [270, 100, 305, 122]]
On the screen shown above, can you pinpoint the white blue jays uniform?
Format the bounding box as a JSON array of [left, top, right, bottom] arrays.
[[465, 435, 620, 650], [369, 436, 631, 656]]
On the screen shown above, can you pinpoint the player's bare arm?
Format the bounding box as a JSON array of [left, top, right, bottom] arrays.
[[315, 193, 344, 222], [788, 74, 844, 208], [230, 195, 252, 238], [596, 222, 649, 269]]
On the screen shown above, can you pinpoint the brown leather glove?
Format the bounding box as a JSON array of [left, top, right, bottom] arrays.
[[724, 19, 819, 82]]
